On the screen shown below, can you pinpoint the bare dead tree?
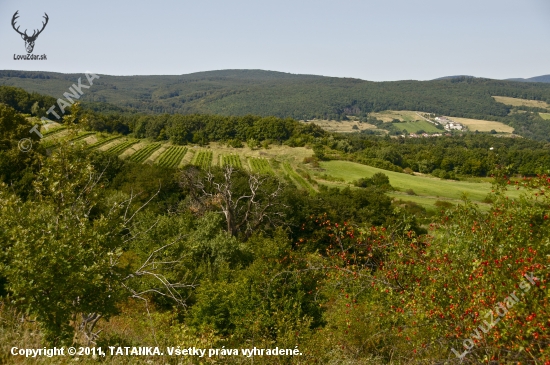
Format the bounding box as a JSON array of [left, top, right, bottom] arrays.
[[183, 165, 287, 239], [65, 159, 194, 345], [121, 235, 196, 307], [76, 313, 102, 345]]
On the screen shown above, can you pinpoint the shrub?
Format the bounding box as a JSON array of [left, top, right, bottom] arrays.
[[303, 156, 320, 168], [247, 138, 260, 150], [227, 139, 243, 148], [434, 200, 454, 208], [354, 173, 392, 190]]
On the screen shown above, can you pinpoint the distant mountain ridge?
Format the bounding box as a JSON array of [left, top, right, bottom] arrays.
[[506, 75, 550, 83], [2, 69, 550, 141], [435, 75, 550, 83], [433, 75, 477, 80]]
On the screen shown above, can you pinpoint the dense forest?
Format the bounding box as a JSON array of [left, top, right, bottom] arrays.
[[0, 87, 549, 364], [2, 70, 550, 141], [317, 133, 550, 178]]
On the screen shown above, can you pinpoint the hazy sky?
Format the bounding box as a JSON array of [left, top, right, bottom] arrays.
[[0, 0, 548, 81]]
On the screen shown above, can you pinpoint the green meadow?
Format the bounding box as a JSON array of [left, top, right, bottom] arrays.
[[394, 120, 441, 134], [317, 160, 520, 204]]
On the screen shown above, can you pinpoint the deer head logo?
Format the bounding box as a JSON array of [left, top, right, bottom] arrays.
[[12, 11, 49, 54]]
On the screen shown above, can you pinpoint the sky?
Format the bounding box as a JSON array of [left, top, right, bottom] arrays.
[[0, 0, 548, 81]]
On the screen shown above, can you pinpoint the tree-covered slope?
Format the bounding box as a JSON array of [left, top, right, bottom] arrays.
[[507, 74, 550, 83], [2, 70, 550, 140]]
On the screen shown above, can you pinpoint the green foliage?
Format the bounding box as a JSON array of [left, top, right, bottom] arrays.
[[188, 231, 321, 347], [226, 139, 244, 148], [1, 80, 550, 362], [324, 133, 550, 177], [434, 199, 454, 208], [0, 147, 129, 343], [354, 172, 392, 190], [293, 177, 550, 362], [0, 104, 44, 197], [0, 84, 56, 116], [247, 138, 260, 149]]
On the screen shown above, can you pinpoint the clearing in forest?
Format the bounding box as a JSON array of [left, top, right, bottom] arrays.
[[304, 119, 377, 133], [445, 117, 514, 133], [370, 110, 425, 122], [492, 96, 549, 109], [315, 160, 521, 205], [395, 120, 441, 133]]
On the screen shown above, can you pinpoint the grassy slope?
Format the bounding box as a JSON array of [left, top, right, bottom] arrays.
[[446, 117, 514, 133], [318, 160, 521, 202], [493, 96, 549, 109], [395, 121, 441, 133]]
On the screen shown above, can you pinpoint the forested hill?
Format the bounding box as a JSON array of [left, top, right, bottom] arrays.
[[2, 69, 550, 140], [507, 75, 550, 83]]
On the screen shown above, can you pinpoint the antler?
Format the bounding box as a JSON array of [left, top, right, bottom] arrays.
[[11, 11, 27, 37], [29, 13, 49, 39]]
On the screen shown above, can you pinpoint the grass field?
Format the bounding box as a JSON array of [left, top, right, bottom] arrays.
[[368, 111, 441, 133], [316, 160, 521, 204], [395, 120, 441, 133], [493, 96, 549, 109], [305, 120, 378, 133], [540, 113, 550, 120], [446, 117, 514, 133], [370, 110, 423, 122]]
